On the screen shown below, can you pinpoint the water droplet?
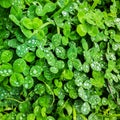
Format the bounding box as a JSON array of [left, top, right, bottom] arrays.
[[62, 11, 68, 16]]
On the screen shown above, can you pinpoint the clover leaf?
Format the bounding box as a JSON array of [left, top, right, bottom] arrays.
[[0, 63, 13, 77], [13, 58, 27, 73], [1, 50, 13, 63], [0, 0, 13, 8], [81, 102, 90, 115], [91, 71, 104, 88], [55, 46, 66, 59], [10, 72, 24, 87], [23, 76, 34, 89], [77, 24, 87, 37], [30, 65, 43, 77]]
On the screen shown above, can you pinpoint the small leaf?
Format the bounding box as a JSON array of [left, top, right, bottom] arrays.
[[10, 5, 23, 20], [23, 76, 34, 89], [10, 73, 24, 87], [21, 17, 33, 29], [16, 44, 29, 57], [43, 2, 56, 13], [55, 46, 66, 59], [72, 59, 82, 71], [30, 65, 43, 77], [1, 50, 13, 63], [78, 87, 88, 101], [36, 48, 44, 58], [35, 5, 45, 16], [81, 102, 90, 115], [55, 60, 65, 69], [52, 34, 62, 47], [13, 58, 27, 73], [19, 101, 31, 113], [0, 0, 13, 8], [9, 14, 20, 26], [34, 84, 45, 96], [23, 52, 35, 62], [61, 69, 73, 80], [27, 114, 35, 120], [81, 38, 88, 51], [76, 24, 87, 37], [89, 95, 101, 106], [32, 17, 43, 29], [91, 71, 104, 88], [114, 34, 120, 42], [50, 66, 58, 74], [20, 26, 33, 38], [67, 43, 77, 60], [0, 63, 13, 77]]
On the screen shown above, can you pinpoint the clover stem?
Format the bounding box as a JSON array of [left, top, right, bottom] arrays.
[[57, 27, 60, 34], [5, 98, 23, 103], [73, 106, 76, 120], [40, 22, 54, 29]]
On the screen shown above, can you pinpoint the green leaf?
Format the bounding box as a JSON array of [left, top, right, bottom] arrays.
[[91, 71, 104, 88], [52, 34, 62, 47], [81, 102, 90, 115], [21, 17, 33, 29], [45, 52, 56, 66], [63, 22, 71, 37], [36, 48, 45, 58], [1, 50, 13, 63], [0, 0, 13, 8], [35, 5, 45, 16], [19, 101, 31, 113], [23, 52, 35, 62], [81, 38, 88, 51], [13, 58, 27, 73], [67, 43, 77, 60], [43, 2, 56, 13], [76, 24, 87, 37], [38, 95, 52, 107], [9, 14, 20, 26], [89, 95, 101, 106], [62, 36, 69, 46], [61, 69, 73, 80], [114, 34, 120, 42], [16, 113, 26, 120], [50, 67, 58, 74], [55, 46, 66, 59], [32, 17, 43, 29], [23, 76, 34, 89], [0, 63, 13, 77], [16, 44, 29, 57], [20, 26, 33, 38], [10, 73, 24, 87], [78, 87, 88, 101], [88, 25, 99, 37], [27, 114, 35, 120], [30, 65, 43, 77], [34, 84, 45, 96], [55, 60, 65, 69], [10, 6, 23, 20], [72, 59, 82, 71]]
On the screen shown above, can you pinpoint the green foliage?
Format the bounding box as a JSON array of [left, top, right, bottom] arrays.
[[0, 0, 120, 119]]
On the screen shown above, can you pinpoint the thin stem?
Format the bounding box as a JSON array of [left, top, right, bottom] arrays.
[[57, 27, 60, 34], [40, 22, 54, 29], [6, 98, 23, 103], [73, 106, 76, 120]]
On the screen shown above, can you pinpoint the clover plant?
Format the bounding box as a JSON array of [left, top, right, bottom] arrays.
[[0, 0, 120, 119]]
